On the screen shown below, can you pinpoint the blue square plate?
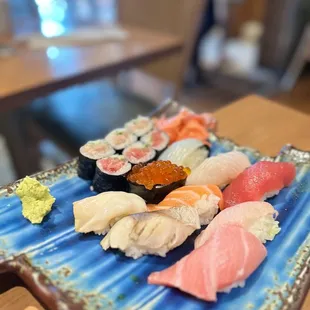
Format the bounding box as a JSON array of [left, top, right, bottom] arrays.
[[0, 103, 309, 310]]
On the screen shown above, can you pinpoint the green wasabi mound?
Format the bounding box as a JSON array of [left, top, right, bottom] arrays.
[[16, 176, 56, 224]]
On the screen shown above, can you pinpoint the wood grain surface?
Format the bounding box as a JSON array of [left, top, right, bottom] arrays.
[[227, 0, 267, 37], [0, 95, 309, 310], [0, 287, 43, 310], [119, 0, 206, 93], [0, 25, 182, 112], [214, 95, 310, 156]]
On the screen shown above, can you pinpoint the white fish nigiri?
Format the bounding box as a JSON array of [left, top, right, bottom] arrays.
[[195, 201, 280, 249], [159, 138, 209, 170], [101, 206, 200, 259], [73, 191, 147, 235], [186, 151, 251, 188]]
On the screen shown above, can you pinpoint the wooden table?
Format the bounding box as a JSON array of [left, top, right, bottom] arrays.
[[0, 25, 182, 178], [214, 95, 310, 155], [0, 26, 182, 110], [0, 95, 309, 310]]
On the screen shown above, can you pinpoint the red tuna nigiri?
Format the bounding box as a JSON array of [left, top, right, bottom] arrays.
[[148, 225, 267, 302], [223, 161, 296, 209]]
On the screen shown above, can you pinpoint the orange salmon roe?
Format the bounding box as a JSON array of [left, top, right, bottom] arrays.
[[127, 161, 189, 190]]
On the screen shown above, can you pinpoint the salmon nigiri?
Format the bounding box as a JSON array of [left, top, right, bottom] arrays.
[[148, 185, 223, 225], [223, 161, 296, 209], [195, 201, 280, 249], [148, 225, 267, 302]]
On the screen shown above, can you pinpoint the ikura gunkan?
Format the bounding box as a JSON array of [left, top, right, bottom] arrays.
[[93, 155, 132, 193], [105, 128, 137, 152], [127, 160, 189, 204], [125, 115, 153, 137], [123, 142, 156, 165], [78, 139, 115, 180], [141, 130, 170, 154]]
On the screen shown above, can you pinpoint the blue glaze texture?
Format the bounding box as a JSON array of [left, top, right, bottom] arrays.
[[0, 141, 309, 310]]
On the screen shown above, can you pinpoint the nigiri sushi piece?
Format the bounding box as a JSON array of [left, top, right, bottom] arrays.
[[148, 225, 267, 302], [186, 151, 251, 190], [73, 191, 147, 235], [223, 161, 296, 209], [159, 138, 209, 170], [195, 201, 280, 249], [148, 185, 223, 225], [101, 206, 200, 259]]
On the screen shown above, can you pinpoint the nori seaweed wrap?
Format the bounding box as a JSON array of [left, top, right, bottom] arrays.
[[125, 115, 154, 137], [93, 155, 132, 193], [128, 179, 186, 204], [78, 139, 115, 180], [127, 160, 189, 204], [105, 128, 137, 153]]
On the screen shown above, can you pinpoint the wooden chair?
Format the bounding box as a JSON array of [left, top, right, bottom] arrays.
[[279, 23, 310, 91], [117, 0, 207, 100], [260, 0, 310, 91]]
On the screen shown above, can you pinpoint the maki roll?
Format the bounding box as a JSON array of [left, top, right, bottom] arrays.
[[105, 128, 137, 152], [78, 140, 115, 180], [141, 130, 170, 156], [93, 155, 132, 193], [125, 116, 153, 137], [123, 142, 156, 165], [127, 160, 189, 204]]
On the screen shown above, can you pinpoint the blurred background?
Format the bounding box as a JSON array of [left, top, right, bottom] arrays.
[[0, 0, 310, 185]]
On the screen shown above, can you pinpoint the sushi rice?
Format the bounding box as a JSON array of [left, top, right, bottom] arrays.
[[93, 155, 132, 193], [79, 139, 115, 159], [105, 128, 137, 151], [218, 281, 245, 293], [141, 130, 170, 152], [77, 139, 115, 180], [194, 194, 220, 225], [97, 156, 132, 176], [248, 215, 281, 243], [159, 194, 220, 226], [261, 190, 280, 201], [125, 116, 153, 137], [123, 142, 156, 165]]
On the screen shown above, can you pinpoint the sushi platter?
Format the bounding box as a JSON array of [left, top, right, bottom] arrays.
[[0, 100, 309, 310]]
